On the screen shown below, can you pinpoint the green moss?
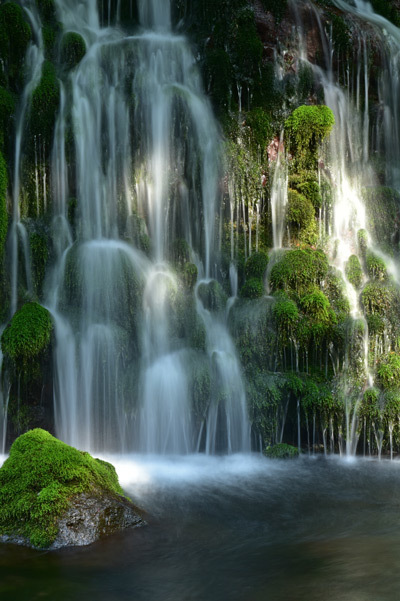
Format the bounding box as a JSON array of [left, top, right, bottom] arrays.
[[198, 280, 227, 312], [231, 7, 263, 84], [240, 277, 264, 299], [1, 302, 52, 363], [273, 296, 298, 345], [0, 86, 15, 148], [0, 2, 31, 91], [245, 251, 268, 279], [35, 0, 57, 22], [367, 313, 385, 336], [29, 61, 60, 148], [366, 250, 387, 281], [0, 151, 8, 262], [361, 281, 391, 316], [61, 32, 86, 70], [357, 229, 368, 254], [284, 105, 335, 171], [369, 0, 400, 27], [377, 352, 400, 390], [289, 172, 322, 209], [287, 189, 317, 245], [182, 262, 198, 290], [345, 255, 363, 289], [244, 108, 272, 154], [264, 443, 299, 459], [360, 387, 380, 422], [299, 289, 331, 322], [0, 429, 128, 548], [270, 249, 329, 299]]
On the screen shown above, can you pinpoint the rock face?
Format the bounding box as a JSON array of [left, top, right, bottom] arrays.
[[52, 492, 144, 549], [0, 429, 145, 549]]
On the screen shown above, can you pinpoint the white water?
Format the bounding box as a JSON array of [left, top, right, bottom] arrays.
[[44, 0, 248, 454]]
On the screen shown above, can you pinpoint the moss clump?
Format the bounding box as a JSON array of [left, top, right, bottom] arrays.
[[0, 151, 8, 262], [270, 249, 329, 299], [289, 172, 322, 209], [61, 32, 86, 70], [29, 61, 60, 147], [357, 229, 368, 254], [0, 429, 128, 548], [245, 251, 268, 280], [361, 282, 391, 316], [377, 352, 400, 390], [345, 255, 363, 289], [0, 2, 31, 91], [182, 262, 198, 290], [0, 86, 15, 148], [366, 250, 387, 281], [264, 443, 299, 459], [287, 189, 317, 245], [198, 280, 227, 312], [1, 302, 52, 363], [240, 277, 264, 299], [284, 105, 335, 171]]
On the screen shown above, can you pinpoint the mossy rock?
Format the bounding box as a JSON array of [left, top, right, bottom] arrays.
[[270, 249, 329, 299], [29, 60, 60, 148], [284, 105, 335, 171], [361, 281, 392, 316], [244, 251, 268, 280], [345, 255, 363, 289], [357, 229, 368, 254], [240, 277, 264, 299], [61, 32, 86, 70], [0, 429, 144, 549], [289, 172, 322, 209], [0, 2, 31, 91], [264, 443, 299, 459], [366, 250, 387, 281], [182, 262, 198, 290], [377, 352, 400, 390], [287, 189, 317, 244], [1, 302, 52, 363], [0, 86, 15, 148], [197, 280, 227, 312]]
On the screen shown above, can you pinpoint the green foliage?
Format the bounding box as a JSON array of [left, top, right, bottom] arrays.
[[299, 289, 331, 322], [198, 280, 227, 312], [230, 7, 263, 84], [29, 61, 60, 147], [329, 13, 351, 55], [1, 302, 52, 363], [366, 250, 387, 281], [324, 268, 350, 321], [244, 108, 272, 154], [245, 251, 268, 279], [270, 249, 329, 299], [357, 229, 368, 254], [0, 2, 31, 91], [361, 282, 391, 316], [264, 443, 299, 459], [0, 151, 8, 261], [240, 277, 264, 299], [367, 313, 385, 336], [273, 297, 299, 329], [289, 172, 322, 209], [61, 32, 86, 69], [0, 86, 15, 147], [35, 0, 57, 22], [377, 352, 400, 390], [287, 189, 317, 245], [182, 262, 198, 290], [359, 387, 380, 421], [284, 105, 335, 171], [345, 255, 363, 289], [0, 429, 128, 548], [171, 238, 190, 266]]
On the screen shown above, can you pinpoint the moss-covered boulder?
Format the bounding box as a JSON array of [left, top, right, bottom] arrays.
[[60, 31, 86, 69], [345, 254, 363, 289], [264, 443, 299, 459], [0, 429, 144, 549], [1, 302, 52, 365]]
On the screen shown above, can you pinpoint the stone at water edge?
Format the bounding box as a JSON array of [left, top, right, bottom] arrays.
[[0, 429, 145, 549]]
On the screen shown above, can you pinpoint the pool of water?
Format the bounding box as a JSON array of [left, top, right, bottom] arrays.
[[2, 454, 400, 600]]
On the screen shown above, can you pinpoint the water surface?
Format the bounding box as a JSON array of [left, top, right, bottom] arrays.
[[2, 454, 400, 600]]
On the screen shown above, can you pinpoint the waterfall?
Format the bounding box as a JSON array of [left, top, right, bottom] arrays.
[[39, 0, 249, 454]]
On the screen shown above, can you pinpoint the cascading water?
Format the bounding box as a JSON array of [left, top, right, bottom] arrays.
[[43, 0, 250, 453]]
